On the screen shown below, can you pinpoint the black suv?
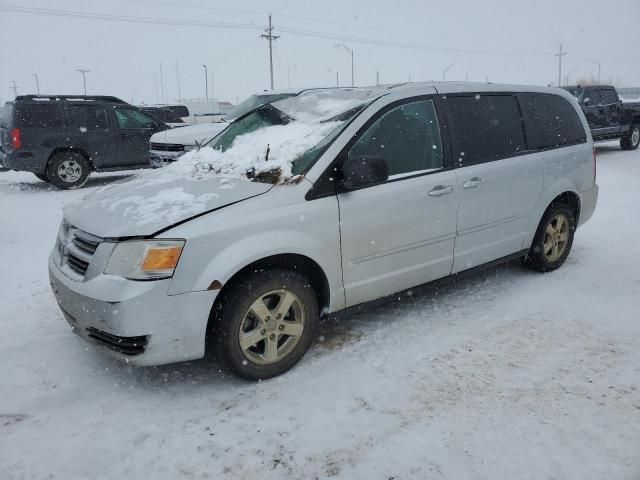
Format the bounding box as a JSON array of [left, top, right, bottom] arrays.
[[0, 95, 168, 189]]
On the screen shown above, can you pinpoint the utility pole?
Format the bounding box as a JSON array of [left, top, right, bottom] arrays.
[[336, 71, 339, 87], [33, 74, 40, 95], [202, 64, 208, 101], [77, 69, 90, 95], [376, 71, 380, 86], [260, 13, 279, 90], [555, 45, 567, 87], [336, 43, 354, 87], [10, 80, 18, 97], [175, 61, 181, 101]]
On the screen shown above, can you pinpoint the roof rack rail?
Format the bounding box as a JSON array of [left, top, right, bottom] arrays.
[[15, 95, 129, 104]]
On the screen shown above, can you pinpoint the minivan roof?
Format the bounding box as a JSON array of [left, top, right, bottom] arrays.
[[276, 82, 576, 105]]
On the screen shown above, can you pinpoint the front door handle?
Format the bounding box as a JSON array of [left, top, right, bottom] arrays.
[[428, 185, 454, 197], [462, 177, 483, 189]]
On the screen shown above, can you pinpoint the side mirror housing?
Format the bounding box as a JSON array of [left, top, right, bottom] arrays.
[[340, 155, 389, 190]]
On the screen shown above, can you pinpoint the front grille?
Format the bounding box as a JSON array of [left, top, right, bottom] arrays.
[[150, 142, 184, 152], [86, 327, 148, 355], [57, 223, 102, 279]]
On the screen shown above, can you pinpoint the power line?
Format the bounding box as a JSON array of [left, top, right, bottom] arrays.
[[0, 4, 261, 31], [0, 3, 549, 58]]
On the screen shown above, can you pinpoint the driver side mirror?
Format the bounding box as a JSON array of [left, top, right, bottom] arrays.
[[340, 155, 389, 190]]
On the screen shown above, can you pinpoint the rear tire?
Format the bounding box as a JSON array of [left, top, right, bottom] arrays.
[[46, 151, 90, 189], [621, 123, 640, 150], [214, 269, 319, 380], [526, 203, 576, 272]]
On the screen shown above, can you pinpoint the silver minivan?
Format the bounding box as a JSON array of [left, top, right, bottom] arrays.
[[49, 83, 598, 379]]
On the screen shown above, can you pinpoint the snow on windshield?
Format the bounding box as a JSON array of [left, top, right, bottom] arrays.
[[171, 120, 342, 181]]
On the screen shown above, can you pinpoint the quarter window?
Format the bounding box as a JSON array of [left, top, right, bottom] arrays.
[[348, 99, 443, 178], [15, 103, 62, 128], [442, 94, 525, 166], [114, 108, 155, 129], [518, 93, 587, 149]]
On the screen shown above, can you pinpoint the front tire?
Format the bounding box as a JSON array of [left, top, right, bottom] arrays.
[[33, 173, 49, 182], [526, 203, 576, 272], [621, 123, 640, 151], [46, 151, 90, 189], [215, 269, 319, 380]]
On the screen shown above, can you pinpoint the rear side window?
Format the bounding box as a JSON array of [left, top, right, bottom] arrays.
[[601, 89, 618, 105], [15, 102, 63, 128], [68, 105, 109, 131], [518, 93, 587, 150], [442, 94, 525, 166]]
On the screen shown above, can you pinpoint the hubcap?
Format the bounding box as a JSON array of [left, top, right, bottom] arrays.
[[238, 289, 305, 365], [57, 159, 82, 183], [632, 127, 640, 147], [543, 213, 569, 262]]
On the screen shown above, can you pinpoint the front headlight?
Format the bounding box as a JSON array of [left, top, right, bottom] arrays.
[[104, 239, 185, 280], [183, 145, 196, 152]]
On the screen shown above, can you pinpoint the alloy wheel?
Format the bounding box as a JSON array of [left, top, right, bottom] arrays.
[[238, 289, 305, 365], [543, 213, 570, 262]]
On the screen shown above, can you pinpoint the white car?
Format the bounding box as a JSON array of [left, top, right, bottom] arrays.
[[148, 89, 305, 168]]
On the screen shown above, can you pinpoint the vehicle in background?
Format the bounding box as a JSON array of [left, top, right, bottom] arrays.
[[139, 106, 186, 128], [0, 95, 168, 189], [50, 83, 598, 379], [563, 85, 640, 150], [148, 89, 304, 168]]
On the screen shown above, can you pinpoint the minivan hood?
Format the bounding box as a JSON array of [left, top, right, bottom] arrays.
[[63, 173, 272, 238], [150, 122, 228, 146]]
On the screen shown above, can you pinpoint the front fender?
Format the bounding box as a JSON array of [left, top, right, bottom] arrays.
[[166, 193, 345, 311]]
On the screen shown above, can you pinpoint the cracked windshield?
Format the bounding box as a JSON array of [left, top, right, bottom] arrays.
[[1, 1, 639, 479]]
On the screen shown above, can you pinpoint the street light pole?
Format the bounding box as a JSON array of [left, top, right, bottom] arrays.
[[33, 74, 40, 95], [442, 63, 456, 81], [589, 60, 601, 84], [202, 64, 208, 101], [77, 69, 90, 95], [336, 43, 354, 86]]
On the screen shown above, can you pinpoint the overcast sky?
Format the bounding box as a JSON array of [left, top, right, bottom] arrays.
[[1, 0, 639, 105]]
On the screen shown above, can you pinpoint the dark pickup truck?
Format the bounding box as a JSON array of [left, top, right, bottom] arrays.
[[563, 85, 640, 150]]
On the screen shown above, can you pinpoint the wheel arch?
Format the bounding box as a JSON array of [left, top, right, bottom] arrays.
[[205, 253, 331, 338], [48, 147, 94, 170], [523, 187, 582, 250]]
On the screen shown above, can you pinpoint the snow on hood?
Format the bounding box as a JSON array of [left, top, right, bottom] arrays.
[[63, 174, 272, 238], [149, 122, 228, 146]]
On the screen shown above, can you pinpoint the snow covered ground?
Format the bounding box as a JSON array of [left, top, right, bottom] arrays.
[[1, 144, 639, 479]]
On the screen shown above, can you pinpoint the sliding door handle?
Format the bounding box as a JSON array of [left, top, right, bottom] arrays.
[[428, 185, 454, 196], [462, 177, 483, 189]]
